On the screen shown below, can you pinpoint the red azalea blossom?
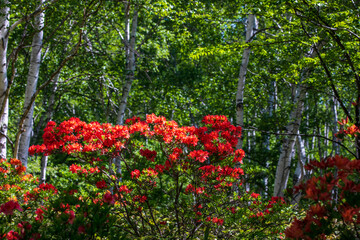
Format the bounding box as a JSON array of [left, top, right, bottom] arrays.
[[65, 209, 75, 224], [250, 192, 260, 199], [39, 183, 58, 194], [234, 149, 245, 163], [103, 191, 115, 205], [96, 180, 107, 189], [0, 200, 23, 215], [35, 207, 45, 222], [131, 169, 141, 179], [140, 149, 157, 162], [118, 185, 131, 193], [4, 230, 20, 240], [188, 150, 209, 163], [133, 195, 147, 203]]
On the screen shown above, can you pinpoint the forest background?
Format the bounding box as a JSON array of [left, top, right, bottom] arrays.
[[1, 0, 360, 204]]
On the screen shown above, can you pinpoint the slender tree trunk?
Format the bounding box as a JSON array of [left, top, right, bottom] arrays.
[[273, 42, 324, 197], [292, 133, 306, 204], [114, 3, 138, 182], [236, 14, 256, 149], [332, 97, 340, 155], [0, 2, 9, 159], [273, 84, 306, 197], [17, 0, 44, 167], [324, 122, 329, 158], [234, 14, 257, 193], [117, 4, 138, 125]]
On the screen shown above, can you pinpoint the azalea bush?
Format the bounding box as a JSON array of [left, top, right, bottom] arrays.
[[286, 121, 360, 239], [1, 114, 293, 239]]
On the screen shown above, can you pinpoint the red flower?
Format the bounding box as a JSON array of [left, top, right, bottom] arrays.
[[185, 184, 195, 194], [35, 207, 45, 222], [0, 200, 23, 215], [103, 191, 115, 205], [39, 183, 58, 194], [119, 185, 131, 193], [250, 192, 260, 199], [65, 209, 75, 224], [155, 164, 165, 173], [63, 143, 83, 154], [234, 149, 245, 163], [125, 116, 142, 125], [96, 180, 107, 189], [69, 164, 82, 174], [4, 230, 20, 240], [131, 169, 141, 179], [140, 149, 157, 162], [188, 150, 209, 163], [146, 114, 166, 124], [133, 195, 147, 203]]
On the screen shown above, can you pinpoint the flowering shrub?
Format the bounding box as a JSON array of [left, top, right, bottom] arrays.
[[286, 121, 360, 239], [285, 155, 360, 239], [1, 114, 293, 239]]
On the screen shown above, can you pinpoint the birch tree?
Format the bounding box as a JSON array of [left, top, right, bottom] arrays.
[[236, 14, 257, 149], [113, 1, 139, 179], [292, 134, 306, 204], [17, 0, 44, 168], [273, 83, 306, 197], [0, 1, 9, 159], [117, 2, 138, 125]]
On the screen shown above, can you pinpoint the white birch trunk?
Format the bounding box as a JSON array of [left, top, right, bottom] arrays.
[[0, 2, 9, 159], [273, 43, 324, 197], [292, 133, 306, 204], [332, 97, 340, 155], [117, 5, 138, 125], [18, 0, 44, 167], [273, 84, 306, 197], [114, 4, 139, 182], [236, 14, 256, 149], [324, 122, 329, 158]]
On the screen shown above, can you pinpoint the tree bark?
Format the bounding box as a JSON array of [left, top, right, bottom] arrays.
[[273, 42, 324, 197], [0, 1, 9, 159], [292, 133, 306, 204], [332, 97, 340, 155], [273, 84, 306, 197], [236, 14, 257, 149], [17, 0, 44, 167], [114, 3, 139, 182], [117, 3, 138, 125]]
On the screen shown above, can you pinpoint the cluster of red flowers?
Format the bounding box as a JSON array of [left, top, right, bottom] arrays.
[[69, 164, 100, 175], [206, 216, 224, 225], [334, 117, 360, 139], [139, 149, 157, 162], [29, 117, 131, 156], [286, 155, 360, 239], [0, 158, 26, 176], [2, 114, 293, 239], [249, 196, 285, 219], [0, 200, 23, 215]]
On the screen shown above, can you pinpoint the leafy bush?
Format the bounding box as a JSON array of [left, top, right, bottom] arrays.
[[286, 120, 360, 239], [1, 115, 292, 239]]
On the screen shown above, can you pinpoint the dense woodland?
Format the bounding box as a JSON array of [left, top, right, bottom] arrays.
[[1, 0, 360, 239]]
